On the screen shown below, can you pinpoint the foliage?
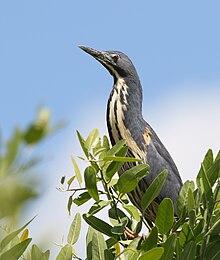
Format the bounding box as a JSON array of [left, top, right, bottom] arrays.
[[1, 126, 220, 259], [59, 129, 220, 260], [0, 108, 63, 220], [0, 108, 64, 259]]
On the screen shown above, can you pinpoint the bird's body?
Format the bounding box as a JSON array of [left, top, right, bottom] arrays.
[[79, 46, 183, 223]]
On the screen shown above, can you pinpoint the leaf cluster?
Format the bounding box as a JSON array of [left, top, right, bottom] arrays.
[[60, 129, 220, 259], [1, 127, 220, 260], [0, 108, 63, 220]]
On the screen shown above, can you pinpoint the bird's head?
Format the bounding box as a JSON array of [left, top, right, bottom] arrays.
[[79, 46, 138, 81]]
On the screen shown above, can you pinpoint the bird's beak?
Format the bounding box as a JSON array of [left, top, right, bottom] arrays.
[[79, 46, 104, 61], [79, 45, 115, 76]]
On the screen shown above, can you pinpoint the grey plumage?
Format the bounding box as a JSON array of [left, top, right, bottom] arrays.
[[79, 46, 183, 223]]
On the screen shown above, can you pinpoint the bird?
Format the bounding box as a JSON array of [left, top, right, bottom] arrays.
[[79, 46, 183, 225]]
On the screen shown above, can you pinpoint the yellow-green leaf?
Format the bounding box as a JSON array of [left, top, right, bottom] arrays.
[[67, 176, 75, 187], [67, 212, 81, 245], [123, 205, 140, 222], [0, 238, 32, 260], [92, 231, 107, 260], [30, 244, 50, 260], [20, 229, 29, 241], [103, 156, 143, 163], [85, 129, 99, 150], [0, 216, 36, 250], [56, 244, 72, 260], [71, 155, 82, 186], [139, 247, 164, 260]]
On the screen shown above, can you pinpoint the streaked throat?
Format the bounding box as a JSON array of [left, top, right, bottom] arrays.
[[107, 78, 146, 161]]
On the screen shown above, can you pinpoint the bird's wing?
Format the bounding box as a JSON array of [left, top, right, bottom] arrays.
[[141, 123, 182, 210], [145, 123, 182, 183]]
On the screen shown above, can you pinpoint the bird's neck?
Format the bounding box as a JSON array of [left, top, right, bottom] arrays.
[[107, 77, 146, 159]]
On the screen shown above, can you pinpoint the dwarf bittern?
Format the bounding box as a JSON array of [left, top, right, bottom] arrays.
[[79, 46, 183, 224]]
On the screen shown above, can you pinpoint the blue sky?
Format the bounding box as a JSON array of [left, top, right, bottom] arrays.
[[1, 0, 220, 257]]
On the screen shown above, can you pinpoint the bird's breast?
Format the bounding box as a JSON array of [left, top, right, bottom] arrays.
[[107, 78, 147, 161]]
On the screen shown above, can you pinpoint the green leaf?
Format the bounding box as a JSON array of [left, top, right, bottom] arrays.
[[207, 159, 220, 187], [215, 150, 220, 162], [0, 238, 32, 260], [5, 128, 22, 169], [179, 223, 193, 247], [30, 244, 50, 260], [56, 244, 73, 260], [202, 149, 214, 171], [141, 170, 168, 211], [193, 219, 204, 240], [102, 135, 110, 150], [117, 164, 149, 194], [76, 130, 89, 158], [200, 164, 213, 209], [187, 188, 195, 213], [201, 163, 212, 194], [0, 216, 35, 250], [24, 124, 46, 144], [104, 146, 128, 182], [139, 247, 164, 260], [71, 156, 82, 186], [86, 226, 94, 260], [189, 209, 196, 228], [103, 156, 143, 162], [92, 231, 107, 260], [85, 128, 99, 150], [73, 192, 91, 206], [207, 218, 220, 236], [155, 198, 174, 234], [0, 183, 37, 219], [160, 234, 176, 260], [177, 180, 195, 217], [106, 139, 126, 156], [104, 248, 115, 260], [60, 175, 66, 185], [92, 137, 102, 155], [197, 149, 213, 188], [195, 232, 205, 245], [67, 195, 73, 215], [109, 207, 128, 226], [83, 214, 113, 237], [205, 240, 220, 260], [67, 212, 81, 245], [134, 219, 143, 234], [105, 237, 118, 249], [84, 166, 99, 202], [93, 147, 107, 157], [105, 161, 123, 182], [123, 204, 140, 222], [111, 225, 125, 235], [123, 237, 141, 260], [179, 241, 196, 260], [88, 201, 109, 216], [142, 226, 158, 251], [99, 140, 127, 171]]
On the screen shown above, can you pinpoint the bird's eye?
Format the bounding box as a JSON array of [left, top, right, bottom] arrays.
[[113, 55, 119, 62]]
